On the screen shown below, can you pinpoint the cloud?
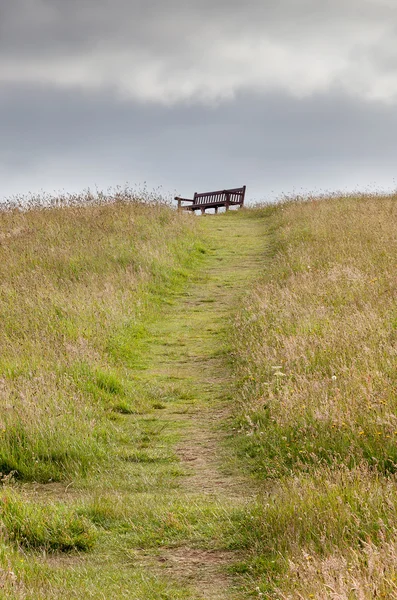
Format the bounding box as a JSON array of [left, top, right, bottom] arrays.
[[1, 83, 396, 200], [1, 0, 397, 104], [1, 0, 396, 200]]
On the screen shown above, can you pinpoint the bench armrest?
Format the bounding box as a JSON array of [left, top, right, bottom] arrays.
[[174, 196, 194, 209]]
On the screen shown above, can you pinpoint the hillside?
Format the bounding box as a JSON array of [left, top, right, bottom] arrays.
[[1, 192, 397, 598], [230, 194, 397, 597]]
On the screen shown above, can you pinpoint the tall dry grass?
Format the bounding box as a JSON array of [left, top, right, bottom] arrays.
[[230, 194, 397, 596], [0, 189, 201, 482]]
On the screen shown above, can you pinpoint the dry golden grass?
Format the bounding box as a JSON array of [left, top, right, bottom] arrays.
[[229, 194, 397, 596], [276, 540, 397, 599]]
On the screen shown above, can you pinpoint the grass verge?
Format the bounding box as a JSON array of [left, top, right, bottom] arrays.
[[229, 194, 397, 596], [0, 190, 212, 597], [0, 191, 203, 482]]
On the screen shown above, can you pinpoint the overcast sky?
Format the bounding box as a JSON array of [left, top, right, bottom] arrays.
[[1, 0, 397, 203]]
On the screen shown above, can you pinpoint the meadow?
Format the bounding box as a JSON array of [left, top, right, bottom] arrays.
[[0, 190, 203, 483], [0, 190, 213, 598], [1, 189, 397, 598], [230, 194, 397, 597]]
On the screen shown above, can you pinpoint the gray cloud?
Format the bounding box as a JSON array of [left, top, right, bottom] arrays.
[[1, 82, 396, 200], [0, 1, 396, 200], [1, 1, 397, 103]]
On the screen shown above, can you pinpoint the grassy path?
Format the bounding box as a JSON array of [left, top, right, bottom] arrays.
[[22, 210, 267, 599], [132, 211, 266, 598]]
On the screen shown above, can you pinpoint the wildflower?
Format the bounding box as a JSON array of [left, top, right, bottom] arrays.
[[331, 375, 337, 381], [359, 431, 364, 435]]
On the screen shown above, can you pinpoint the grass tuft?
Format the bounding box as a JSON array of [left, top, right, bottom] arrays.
[[0, 489, 97, 552]]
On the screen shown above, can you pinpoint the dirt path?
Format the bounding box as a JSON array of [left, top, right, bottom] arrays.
[[140, 211, 267, 598]]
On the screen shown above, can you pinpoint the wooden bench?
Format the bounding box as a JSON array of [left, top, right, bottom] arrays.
[[175, 186, 246, 214]]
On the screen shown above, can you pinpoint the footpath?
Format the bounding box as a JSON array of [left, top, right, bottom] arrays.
[[134, 211, 266, 599]]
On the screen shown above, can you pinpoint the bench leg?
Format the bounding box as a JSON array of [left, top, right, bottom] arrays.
[[201, 208, 205, 215], [225, 203, 230, 211], [215, 207, 218, 214]]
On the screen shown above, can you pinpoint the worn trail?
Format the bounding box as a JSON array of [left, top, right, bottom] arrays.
[[138, 211, 267, 598]]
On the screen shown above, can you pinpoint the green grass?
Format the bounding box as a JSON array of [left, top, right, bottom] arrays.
[[5, 191, 397, 598], [0, 489, 96, 552], [0, 195, 204, 483], [0, 196, 268, 598], [0, 191, 219, 598]]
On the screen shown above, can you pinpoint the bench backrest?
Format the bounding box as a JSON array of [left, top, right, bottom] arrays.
[[193, 186, 246, 206]]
